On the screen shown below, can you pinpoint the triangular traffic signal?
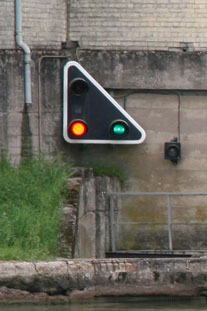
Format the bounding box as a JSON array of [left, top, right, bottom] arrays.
[[63, 61, 146, 144]]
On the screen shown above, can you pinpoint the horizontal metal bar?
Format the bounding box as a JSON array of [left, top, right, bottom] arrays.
[[107, 250, 207, 255], [115, 222, 207, 225], [108, 192, 207, 197], [115, 222, 166, 225]]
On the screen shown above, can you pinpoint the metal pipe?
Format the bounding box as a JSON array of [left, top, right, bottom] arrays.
[[15, 0, 32, 107], [167, 195, 173, 251], [108, 192, 207, 197]]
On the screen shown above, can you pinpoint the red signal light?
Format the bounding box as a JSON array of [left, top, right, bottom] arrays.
[[69, 120, 87, 137]]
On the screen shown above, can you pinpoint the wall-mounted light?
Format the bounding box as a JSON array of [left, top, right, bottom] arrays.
[[164, 138, 181, 164]]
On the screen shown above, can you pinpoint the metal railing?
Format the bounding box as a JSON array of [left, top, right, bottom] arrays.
[[108, 192, 207, 253]]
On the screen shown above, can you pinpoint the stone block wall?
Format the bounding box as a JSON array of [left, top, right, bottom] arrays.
[[22, 0, 67, 49], [1, 1, 207, 51], [0, 0, 66, 50], [69, 0, 207, 51], [0, 1, 14, 49]]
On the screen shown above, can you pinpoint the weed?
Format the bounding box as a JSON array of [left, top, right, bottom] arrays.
[[0, 154, 72, 261], [84, 163, 126, 184]]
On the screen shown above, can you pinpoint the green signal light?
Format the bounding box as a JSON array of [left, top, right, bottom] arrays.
[[113, 124, 126, 135], [110, 120, 129, 137]]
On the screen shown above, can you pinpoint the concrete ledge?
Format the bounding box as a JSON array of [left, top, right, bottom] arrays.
[[0, 258, 207, 303], [78, 50, 207, 90]]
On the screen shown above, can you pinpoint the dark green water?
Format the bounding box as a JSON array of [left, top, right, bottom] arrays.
[[0, 297, 207, 311]]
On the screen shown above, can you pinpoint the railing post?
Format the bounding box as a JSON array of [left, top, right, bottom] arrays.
[[109, 196, 116, 252], [107, 191, 207, 254], [167, 195, 173, 251]]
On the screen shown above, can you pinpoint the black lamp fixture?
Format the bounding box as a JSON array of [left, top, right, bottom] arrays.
[[164, 137, 181, 164]]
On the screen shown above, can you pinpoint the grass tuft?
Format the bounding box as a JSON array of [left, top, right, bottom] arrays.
[[91, 163, 126, 184], [0, 155, 72, 261]]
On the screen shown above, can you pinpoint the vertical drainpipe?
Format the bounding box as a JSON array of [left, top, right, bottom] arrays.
[[15, 0, 32, 107]]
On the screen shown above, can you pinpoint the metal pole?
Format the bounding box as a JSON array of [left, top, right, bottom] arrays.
[[109, 196, 116, 252], [167, 195, 173, 251]]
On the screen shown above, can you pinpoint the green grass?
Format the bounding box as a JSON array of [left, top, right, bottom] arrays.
[[90, 163, 126, 184], [0, 155, 72, 261]]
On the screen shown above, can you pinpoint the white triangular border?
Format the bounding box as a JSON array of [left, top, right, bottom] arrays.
[[63, 61, 146, 144]]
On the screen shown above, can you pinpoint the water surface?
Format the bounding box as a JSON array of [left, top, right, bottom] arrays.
[[0, 296, 207, 311]]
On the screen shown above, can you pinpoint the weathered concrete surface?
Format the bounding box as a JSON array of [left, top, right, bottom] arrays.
[[74, 171, 121, 259], [0, 258, 207, 303], [2, 52, 207, 252], [78, 50, 207, 89]]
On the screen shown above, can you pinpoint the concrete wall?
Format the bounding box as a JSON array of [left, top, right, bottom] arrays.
[[1, 52, 207, 251], [1, 1, 207, 251], [69, 91, 207, 252], [74, 170, 121, 258], [78, 50, 207, 90]]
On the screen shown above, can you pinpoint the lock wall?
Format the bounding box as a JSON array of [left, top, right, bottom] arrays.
[[0, 0, 207, 251]]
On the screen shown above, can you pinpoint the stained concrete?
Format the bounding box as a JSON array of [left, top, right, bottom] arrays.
[[2, 51, 207, 252], [0, 258, 207, 303], [78, 50, 207, 90]]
